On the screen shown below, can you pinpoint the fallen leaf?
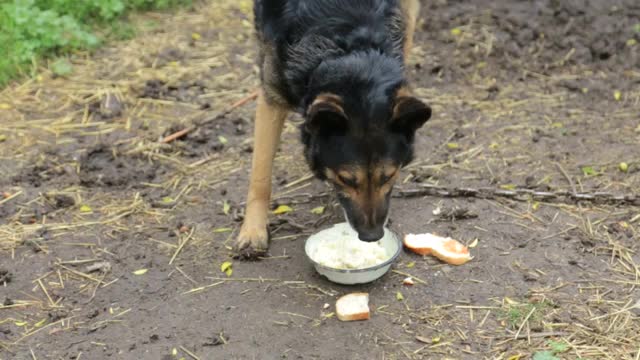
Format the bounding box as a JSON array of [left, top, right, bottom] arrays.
[[415, 335, 430, 344], [51, 59, 73, 76], [273, 205, 293, 215], [450, 27, 462, 36], [500, 184, 516, 190], [79, 205, 93, 213], [223, 200, 231, 215], [133, 269, 148, 275], [220, 261, 233, 276], [323, 312, 335, 319], [619, 162, 629, 172], [504, 297, 519, 305], [218, 136, 228, 145], [162, 196, 174, 203], [310, 206, 325, 215], [14, 321, 27, 326], [0, 134, 6, 142], [614, 90, 622, 101], [220, 261, 232, 272], [406, 261, 415, 268], [191, 32, 201, 40], [34, 318, 47, 328], [446, 142, 460, 149], [581, 166, 596, 176], [396, 291, 404, 301], [532, 201, 541, 211], [507, 355, 523, 360]]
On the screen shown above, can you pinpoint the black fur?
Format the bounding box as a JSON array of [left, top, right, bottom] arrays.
[[254, 0, 431, 241]]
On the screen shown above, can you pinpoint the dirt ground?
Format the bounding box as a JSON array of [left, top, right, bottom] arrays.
[[1, 0, 640, 359]]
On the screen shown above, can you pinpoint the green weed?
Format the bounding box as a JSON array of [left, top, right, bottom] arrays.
[[0, 0, 192, 86], [500, 299, 552, 330]]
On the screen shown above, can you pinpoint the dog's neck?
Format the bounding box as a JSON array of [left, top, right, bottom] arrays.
[[284, 31, 404, 112]]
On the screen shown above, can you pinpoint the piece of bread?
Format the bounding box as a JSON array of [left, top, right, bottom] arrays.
[[336, 293, 370, 321], [403, 233, 472, 265]]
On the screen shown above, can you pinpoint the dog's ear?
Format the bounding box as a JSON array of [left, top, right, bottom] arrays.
[[390, 96, 431, 136], [305, 94, 348, 136]]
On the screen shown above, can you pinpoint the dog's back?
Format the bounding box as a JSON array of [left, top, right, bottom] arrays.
[[254, 0, 408, 109]]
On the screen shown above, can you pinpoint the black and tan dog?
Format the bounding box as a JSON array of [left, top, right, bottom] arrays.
[[236, 0, 432, 257]]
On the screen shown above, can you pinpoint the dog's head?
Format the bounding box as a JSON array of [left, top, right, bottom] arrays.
[[301, 88, 431, 242]]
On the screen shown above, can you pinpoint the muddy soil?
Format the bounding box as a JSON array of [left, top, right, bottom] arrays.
[[1, 1, 639, 359]]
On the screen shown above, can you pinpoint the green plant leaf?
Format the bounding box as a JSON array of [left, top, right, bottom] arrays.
[[51, 58, 73, 76], [532, 351, 559, 360], [581, 166, 596, 176], [548, 340, 568, 353]]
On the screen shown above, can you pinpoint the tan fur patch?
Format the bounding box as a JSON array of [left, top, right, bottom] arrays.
[[399, 0, 420, 59], [328, 162, 400, 224], [310, 93, 346, 117]]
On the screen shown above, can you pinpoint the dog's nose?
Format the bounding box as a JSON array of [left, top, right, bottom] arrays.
[[358, 228, 384, 242]]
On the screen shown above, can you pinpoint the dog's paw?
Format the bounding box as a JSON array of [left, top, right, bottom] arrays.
[[234, 224, 270, 260]]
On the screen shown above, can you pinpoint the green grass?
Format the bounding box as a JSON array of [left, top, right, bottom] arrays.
[[0, 0, 193, 87], [500, 299, 552, 330]]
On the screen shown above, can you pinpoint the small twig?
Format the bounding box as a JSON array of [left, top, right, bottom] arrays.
[[514, 306, 536, 339], [391, 270, 427, 285], [179, 346, 201, 360], [175, 266, 198, 285], [496, 331, 568, 340], [169, 227, 195, 265], [160, 90, 258, 143], [204, 277, 281, 282], [0, 190, 23, 206], [554, 162, 577, 194], [181, 281, 225, 295]]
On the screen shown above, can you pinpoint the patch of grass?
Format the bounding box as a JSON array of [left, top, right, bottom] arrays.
[[500, 299, 552, 330], [0, 0, 193, 86], [532, 340, 570, 360], [107, 20, 137, 40]]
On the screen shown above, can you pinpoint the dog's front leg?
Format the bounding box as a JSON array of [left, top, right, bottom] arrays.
[[235, 90, 288, 258]]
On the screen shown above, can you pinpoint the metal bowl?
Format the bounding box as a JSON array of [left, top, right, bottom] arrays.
[[304, 223, 402, 285]]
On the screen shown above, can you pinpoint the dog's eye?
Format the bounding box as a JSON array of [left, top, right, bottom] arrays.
[[380, 171, 398, 185], [338, 175, 357, 188]]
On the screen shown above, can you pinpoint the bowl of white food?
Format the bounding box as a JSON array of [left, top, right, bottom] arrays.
[[304, 222, 402, 285]]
